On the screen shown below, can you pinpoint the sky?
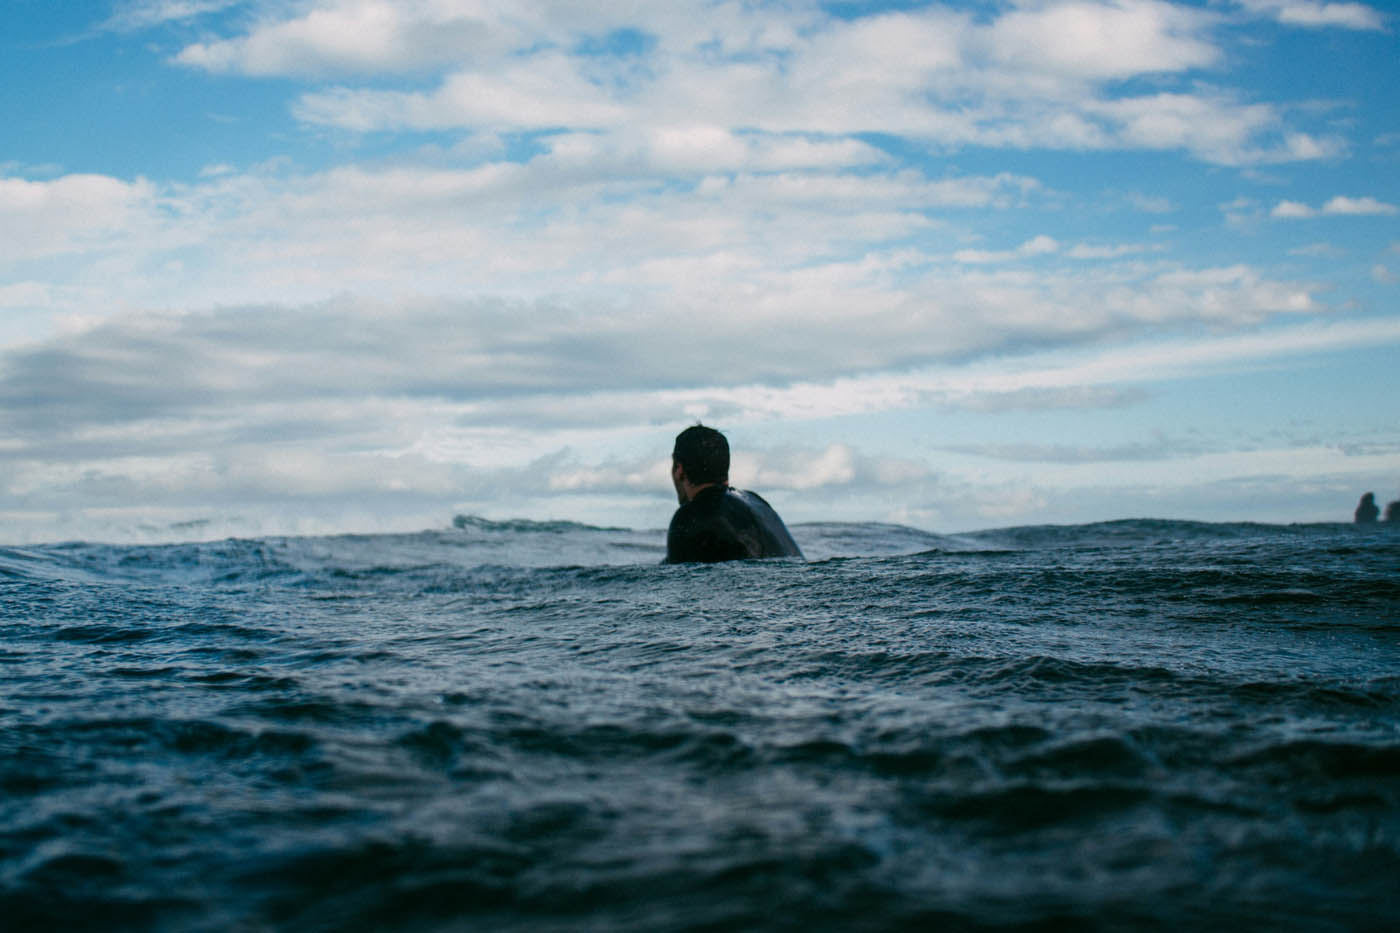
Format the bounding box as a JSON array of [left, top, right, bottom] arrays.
[[2, 0, 1398, 543]]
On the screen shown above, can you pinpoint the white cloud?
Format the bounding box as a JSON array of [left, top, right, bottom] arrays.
[[0, 174, 164, 260], [0, 158, 1049, 347], [954, 235, 1060, 264], [165, 0, 1341, 167], [0, 281, 55, 309], [0, 278, 1362, 470], [1322, 195, 1398, 215], [174, 0, 510, 76], [106, 0, 241, 30], [295, 52, 632, 128], [546, 459, 669, 493], [1234, 0, 1386, 30], [1272, 200, 1316, 218], [513, 127, 893, 178], [1091, 92, 1342, 165], [735, 445, 857, 490], [4, 2, 1390, 543], [1066, 242, 1157, 260], [943, 437, 1182, 464], [984, 0, 1220, 78], [1272, 195, 1398, 218], [1221, 195, 1261, 226], [173, 0, 1229, 90], [1289, 242, 1342, 256], [5, 302, 1397, 540], [1127, 192, 1175, 213]]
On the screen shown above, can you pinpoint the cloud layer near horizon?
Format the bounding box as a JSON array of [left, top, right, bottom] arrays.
[[4, 291, 1397, 539]]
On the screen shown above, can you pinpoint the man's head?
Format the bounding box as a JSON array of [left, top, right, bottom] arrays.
[[672, 424, 729, 502]]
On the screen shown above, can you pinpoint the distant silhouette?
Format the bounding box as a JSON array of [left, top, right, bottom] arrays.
[[1385, 500, 1400, 522], [1355, 492, 1379, 523]]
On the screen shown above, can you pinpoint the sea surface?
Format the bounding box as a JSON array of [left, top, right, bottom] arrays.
[[2, 517, 1398, 931]]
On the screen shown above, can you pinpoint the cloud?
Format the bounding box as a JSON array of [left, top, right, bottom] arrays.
[[0, 281, 56, 309], [491, 127, 894, 178], [3, 290, 1379, 470], [546, 458, 670, 494], [947, 385, 1149, 412], [552, 444, 935, 496], [1126, 192, 1175, 213], [942, 438, 1185, 464], [105, 0, 241, 31], [187, 0, 1223, 83], [165, 0, 1340, 167], [0, 173, 164, 260], [1066, 242, 1158, 260], [736, 444, 891, 490], [1271, 200, 1316, 218], [1322, 195, 1398, 215], [1271, 195, 1399, 218], [174, 0, 510, 76], [5, 1, 1392, 543], [5, 297, 1398, 540], [0, 158, 1038, 342], [1234, 0, 1386, 30], [1289, 242, 1343, 256], [1088, 92, 1343, 165], [954, 235, 1060, 264], [294, 52, 633, 127], [0, 253, 1313, 435], [304, 67, 1328, 167], [2, 136, 1338, 385], [173, 1, 794, 78], [984, 0, 1220, 78]]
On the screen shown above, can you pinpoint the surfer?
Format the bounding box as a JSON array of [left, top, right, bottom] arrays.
[[664, 425, 803, 563], [1355, 492, 1379, 523]]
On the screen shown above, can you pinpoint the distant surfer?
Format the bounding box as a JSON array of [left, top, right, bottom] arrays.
[[664, 425, 803, 563], [1355, 492, 1379, 523]]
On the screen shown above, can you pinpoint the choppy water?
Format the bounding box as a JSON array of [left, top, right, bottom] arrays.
[[2, 518, 1398, 931]]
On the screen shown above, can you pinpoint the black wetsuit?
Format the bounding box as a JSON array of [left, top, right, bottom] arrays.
[[665, 485, 803, 563]]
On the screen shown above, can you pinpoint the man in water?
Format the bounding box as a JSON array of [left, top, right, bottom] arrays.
[[665, 425, 803, 563]]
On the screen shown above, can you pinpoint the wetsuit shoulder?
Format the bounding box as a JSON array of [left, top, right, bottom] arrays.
[[729, 489, 803, 559], [666, 487, 745, 563], [665, 486, 802, 563]]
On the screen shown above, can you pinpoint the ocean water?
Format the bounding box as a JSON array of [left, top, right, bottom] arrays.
[[2, 517, 1397, 931]]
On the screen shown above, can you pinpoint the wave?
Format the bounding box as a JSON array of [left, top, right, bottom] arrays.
[[451, 513, 634, 534], [4, 516, 1396, 590], [4, 510, 1398, 931]]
